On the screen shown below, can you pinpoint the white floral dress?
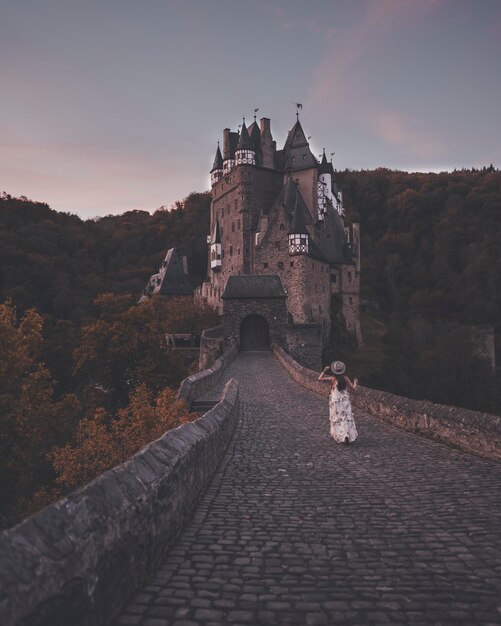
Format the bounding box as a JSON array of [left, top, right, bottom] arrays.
[[329, 386, 358, 443]]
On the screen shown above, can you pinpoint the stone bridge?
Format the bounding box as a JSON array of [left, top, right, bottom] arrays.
[[1, 351, 501, 625]]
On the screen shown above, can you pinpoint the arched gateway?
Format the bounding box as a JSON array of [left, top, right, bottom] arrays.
[[240, 314, 270, 351]]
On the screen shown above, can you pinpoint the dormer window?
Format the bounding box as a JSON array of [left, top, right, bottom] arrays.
[[288, 233, 309, 255]]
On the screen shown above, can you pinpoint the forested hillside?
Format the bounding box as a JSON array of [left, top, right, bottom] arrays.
[[337, 167, 501, 326], [335, 167, 500, 413], [1, 169, 500, 526]]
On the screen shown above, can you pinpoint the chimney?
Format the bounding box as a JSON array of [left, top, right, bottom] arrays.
[[260, 118, 274, 169], [223, 128, 231, 160]]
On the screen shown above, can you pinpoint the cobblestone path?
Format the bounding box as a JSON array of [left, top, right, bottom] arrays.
[[116, 352, 501, 626]]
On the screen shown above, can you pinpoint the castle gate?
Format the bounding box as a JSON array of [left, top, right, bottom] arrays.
[[239, 314, 270, 351]]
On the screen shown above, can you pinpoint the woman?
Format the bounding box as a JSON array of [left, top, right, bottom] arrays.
[[318, 361, 358, 444]]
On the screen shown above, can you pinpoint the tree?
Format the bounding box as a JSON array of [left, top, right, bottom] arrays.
[[49, 384, 194, 492], [0, 301, 79, 527]]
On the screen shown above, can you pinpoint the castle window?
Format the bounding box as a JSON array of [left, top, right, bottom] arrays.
[[222, 207, 224, 217], [274, 241, 280, 251], [232, 222, 235, 232], [278, 261, 284, 270], [279, 223, 284, 231], [319, 305, 322, 314], [238, 247, 240, 255], [331, 274, 337, 283], [235, 200, 238, 210], [237, 219, 241, 230], [349, 297, 353, 304], [263, 262, 268, 269], [230, 245, 233, 256], [222, 250, 225, 258], [290, 261, 294, 267], [348, 271, 352, 281]]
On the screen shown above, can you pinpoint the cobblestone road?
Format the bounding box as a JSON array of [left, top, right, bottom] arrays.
[[116, 352, 501, 625]]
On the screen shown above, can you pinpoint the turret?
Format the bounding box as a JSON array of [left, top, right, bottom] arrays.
[[210, 219, 222, 272], [234, 119, 255, 166], [317, 149, 333, 220], [288, 196, 309, 255], [210, 143, 223, 186]]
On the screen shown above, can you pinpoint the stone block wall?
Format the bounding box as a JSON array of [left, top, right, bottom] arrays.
[[272, 344, 501, 461], [284, 323, 322, 371], [222, 297, 286, 349], [0, 378, 239, 626], [178, 343, 238, 405]]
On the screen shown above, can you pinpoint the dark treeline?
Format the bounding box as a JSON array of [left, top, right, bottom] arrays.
[[335, 166, 500, 413], [0, 190, 211, 321], [0, 191, 215, 528], [338, 166, 501, 326]]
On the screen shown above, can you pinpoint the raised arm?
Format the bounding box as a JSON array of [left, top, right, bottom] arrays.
[[318, 366, 333, 382]]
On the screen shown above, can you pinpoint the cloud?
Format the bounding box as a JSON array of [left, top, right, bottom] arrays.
[[368, 109, 444, 160], [264, 3, 296, 30], [306, 0, 445, 110]]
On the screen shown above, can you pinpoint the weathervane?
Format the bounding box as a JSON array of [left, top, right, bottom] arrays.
[[254, 108, 259, 121], [291, 102, 303, 120]]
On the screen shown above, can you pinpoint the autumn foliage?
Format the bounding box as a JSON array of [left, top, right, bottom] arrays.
[[50, 385, 194, 491]]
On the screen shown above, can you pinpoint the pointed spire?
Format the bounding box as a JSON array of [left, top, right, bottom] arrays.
[[211, 142, 223, 172], [212, 218, 221, 244], [318, 148, 330, 175], [236, 118, 252, 151], [289, 194, 309, 236]]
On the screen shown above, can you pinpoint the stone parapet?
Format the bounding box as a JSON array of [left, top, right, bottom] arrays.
[[0, 379, 239, 626], [178, 342, 238, 404], [198, 325, 224, 371], [272, 344, 501, 461]]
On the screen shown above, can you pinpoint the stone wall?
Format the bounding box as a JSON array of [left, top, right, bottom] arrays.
[[284, 323, 322, 371], [0, 379, 239, 626], [178, 343, 238, 405], [198, 325, 224, 371], [222, 297, 286, 349], [272, 344, 501, 461]]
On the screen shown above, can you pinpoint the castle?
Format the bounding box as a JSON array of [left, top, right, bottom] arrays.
[[196, 113, 361, 367], [142, 112, 361, 369]]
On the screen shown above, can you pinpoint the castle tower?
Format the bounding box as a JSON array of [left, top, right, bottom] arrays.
[[210, 144, 223, 187], [196, 112, 362, 362]]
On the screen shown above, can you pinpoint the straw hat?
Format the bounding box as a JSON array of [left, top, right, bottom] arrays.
[[330, 361, 346, 375]]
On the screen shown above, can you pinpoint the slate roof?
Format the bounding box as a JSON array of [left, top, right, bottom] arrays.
[[318, 150, 334, 176], [211, 144, 223, 172], [316, 209, 354, 265], [237, 120, 253, 151], [211, 219, 221, 245], [158, 248, 193, 296], [281, 120, 318, 172], [221, 275, 287, 299], [288, 194, 310, 235]]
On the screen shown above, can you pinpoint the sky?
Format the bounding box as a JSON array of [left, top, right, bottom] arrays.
[[1, 0, 500, 218]]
